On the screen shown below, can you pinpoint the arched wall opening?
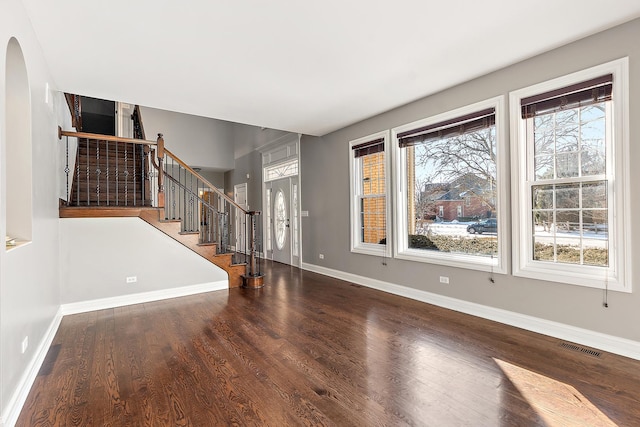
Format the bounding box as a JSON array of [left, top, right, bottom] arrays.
[[4, 37, 32, 243]]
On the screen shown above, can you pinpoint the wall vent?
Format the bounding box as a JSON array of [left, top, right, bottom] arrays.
[[560, 342, 602, 358]]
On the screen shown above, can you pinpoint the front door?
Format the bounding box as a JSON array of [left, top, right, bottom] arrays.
[[271, 177, 292, 264]]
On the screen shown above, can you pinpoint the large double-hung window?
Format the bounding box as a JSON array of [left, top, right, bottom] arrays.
[[510, 59, 630, 291], [392, 97, 507, 273]]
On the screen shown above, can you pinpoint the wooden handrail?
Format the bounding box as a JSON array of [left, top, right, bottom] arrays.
[[58, 127, 157, 146], [64, 93, 82, 130], [163, 147, 248, 214]]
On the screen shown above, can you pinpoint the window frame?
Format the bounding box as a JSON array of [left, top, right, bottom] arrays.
[[392, 96, 507, 273], [509, 58, 631, 292], [349, 130, 392, 257], [263, 158, 298, 182]]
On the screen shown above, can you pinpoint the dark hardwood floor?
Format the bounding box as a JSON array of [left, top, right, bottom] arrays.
[[17, 261, 640, 426]]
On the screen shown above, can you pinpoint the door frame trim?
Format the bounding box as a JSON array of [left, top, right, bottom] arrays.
[[260, 134, 301, 266]]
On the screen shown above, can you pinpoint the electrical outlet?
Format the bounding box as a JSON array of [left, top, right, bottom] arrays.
[[21, 336, 28, 354], [439, 276, 450, 284], [126, 276, 137, 283], [319, 254, 325, 259]]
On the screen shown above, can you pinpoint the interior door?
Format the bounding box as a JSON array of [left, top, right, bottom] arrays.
[[116, 102, 134, 138], [271, 177, 292, 264]]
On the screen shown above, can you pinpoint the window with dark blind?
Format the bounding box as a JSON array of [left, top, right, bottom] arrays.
[[392, 97, 506, 273], [520, 74, 612, 119], [397, 108, 495, 147], [509, 59, 630, 292], [349, 132, 391, 256]]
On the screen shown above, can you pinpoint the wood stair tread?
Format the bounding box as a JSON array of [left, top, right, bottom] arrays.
[[60, 206, 158, 218]]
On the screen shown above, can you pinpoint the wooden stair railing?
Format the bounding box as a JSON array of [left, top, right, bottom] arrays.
[[64, 93, 82, 131], [58, 127, 264, 289], [58, 128, 157, 207], [160, 147, 264, 288]]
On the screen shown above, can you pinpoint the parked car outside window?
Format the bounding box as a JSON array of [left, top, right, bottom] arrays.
[[467, 218, 497, 234]]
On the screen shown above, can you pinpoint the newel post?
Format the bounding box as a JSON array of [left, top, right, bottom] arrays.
[[156, 133, 165, 209], [242, 211, 265, 288]]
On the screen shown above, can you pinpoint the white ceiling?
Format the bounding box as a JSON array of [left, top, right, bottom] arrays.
[[21, 0, 640, 136]]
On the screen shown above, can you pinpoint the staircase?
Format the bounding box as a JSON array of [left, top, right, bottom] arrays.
[[58, 97, 263, 289]]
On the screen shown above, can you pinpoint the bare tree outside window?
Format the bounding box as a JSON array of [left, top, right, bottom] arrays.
[[405, 123, 498, 257], [530, 103, 609, 267]]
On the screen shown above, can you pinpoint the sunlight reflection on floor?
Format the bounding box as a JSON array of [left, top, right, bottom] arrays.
[[494, 358, 617, 426]]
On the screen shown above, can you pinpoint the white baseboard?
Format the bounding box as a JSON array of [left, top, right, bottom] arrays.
[[2, 307, 64, 427], [301, 262, 640, 361], [61, 281, 228, 315]]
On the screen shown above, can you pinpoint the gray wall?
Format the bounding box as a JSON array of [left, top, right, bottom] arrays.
[[300, 18, 640, 342], [233, 123, 293, 160], [140, 106, 235, 172], [198, 170, 225, 190], [224, 151, 262, 211]]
